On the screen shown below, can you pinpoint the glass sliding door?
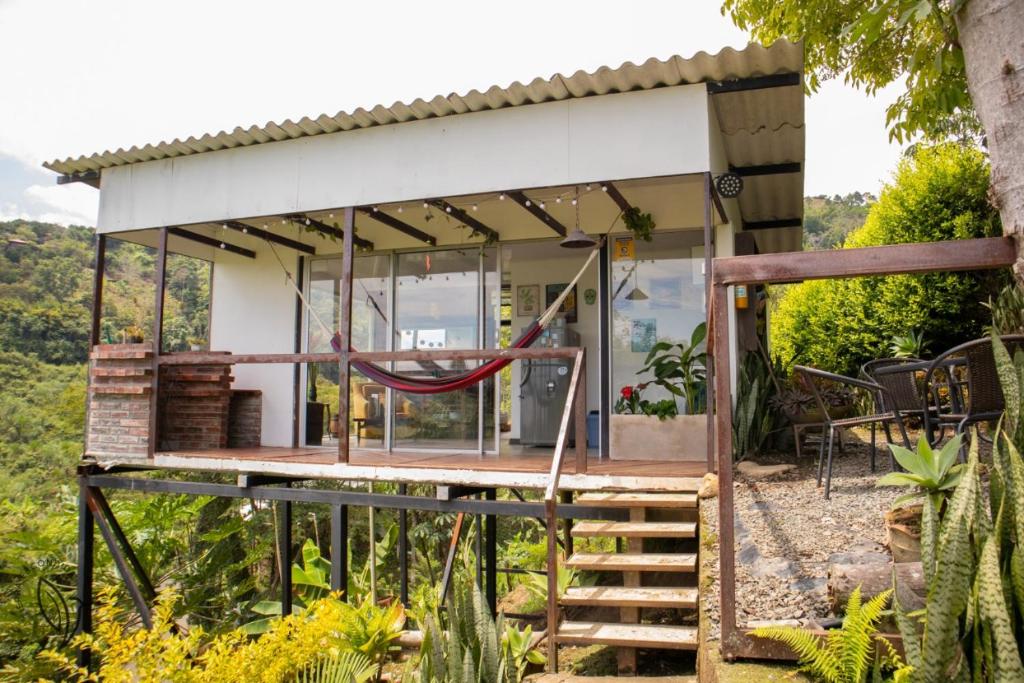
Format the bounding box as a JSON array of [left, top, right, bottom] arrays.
[[609, 231, 707, 413], [392, 248, 497, 452], [306, 254, 390, 447], [305, 247, 497, 452]]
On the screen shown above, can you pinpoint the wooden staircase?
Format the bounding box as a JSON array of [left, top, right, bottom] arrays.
[[551, 491, 700, 675]]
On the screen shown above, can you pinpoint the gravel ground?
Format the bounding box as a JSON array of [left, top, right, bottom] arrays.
[[702, 427, 910, 638]]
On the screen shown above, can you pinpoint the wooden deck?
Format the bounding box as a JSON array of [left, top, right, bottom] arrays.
[[137, 446, 707, 492]]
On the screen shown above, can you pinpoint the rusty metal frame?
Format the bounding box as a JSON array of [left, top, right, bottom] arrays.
[[711, 235, 1017, 660]]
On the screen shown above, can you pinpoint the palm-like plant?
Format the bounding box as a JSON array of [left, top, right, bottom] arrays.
[[295, 650, 376, 683], [750, 587, 910, 683], [637, 322, 708, 414], [876, 436, 964, 509]]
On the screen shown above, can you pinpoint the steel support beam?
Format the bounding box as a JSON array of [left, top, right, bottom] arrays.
[[223, 221, 315, 254], [430, 200, 499, 242], [707, 72, 800, 94], [288, 214, 373, 251], [338, 207, 355, 463], [330, 504, 348, 599], [75, 479, 94, 669], [89, 235, 106, 346], [485, 489, 497, 614], [87, 490, 153, 628], [506, 191, 567, 237], [277, 487, 293, 616], [398, 483, 409, 606], [167, 227, 256, 258], [357, 207, 436, 246], [148, 229, 167, 458]]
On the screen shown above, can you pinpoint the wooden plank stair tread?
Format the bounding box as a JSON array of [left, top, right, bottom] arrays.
[[571, 521, 696, 538], [574, 492, 697, 508], [560, 586, 698, 608], [565, 552, 696, 572], [555, 621, 697, 650]]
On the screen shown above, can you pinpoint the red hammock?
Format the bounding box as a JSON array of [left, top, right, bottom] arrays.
[[330, 321, 544, 394]]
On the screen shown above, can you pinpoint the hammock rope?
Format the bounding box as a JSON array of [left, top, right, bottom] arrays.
[[269, 241, 600, 395]]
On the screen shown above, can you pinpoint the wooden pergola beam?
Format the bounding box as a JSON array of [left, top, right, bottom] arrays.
[[430, 200, 499, 242], [714, 235, 1016, 286], [707, 72, 800, 95], [224, 221, 316, 255], [287, 214, 373, 251], [57, 170, 100, 189], [506, 191, 567, 237], [357, 207, 436, 246], [167, 227, 256, 258], [730, 162, 801, 177], [601, 182, 632, 214], [744, 218, 802, 231]]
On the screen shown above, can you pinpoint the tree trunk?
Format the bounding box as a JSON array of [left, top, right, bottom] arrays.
[[957, 0, 1024, 275], [827, 562, 926, 613]]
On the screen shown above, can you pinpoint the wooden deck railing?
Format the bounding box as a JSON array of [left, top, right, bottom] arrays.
[[542, 348, 586, 673]]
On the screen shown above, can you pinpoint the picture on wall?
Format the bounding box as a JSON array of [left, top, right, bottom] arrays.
[[649, 276, 683, 310], [545, 283, 578, 323], [516, 284, 540, 317], [631, 318, 657, 353]]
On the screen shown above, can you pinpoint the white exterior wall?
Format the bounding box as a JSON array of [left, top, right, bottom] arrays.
[[209, 248, 298, 447], [97, 86, 710, 232]]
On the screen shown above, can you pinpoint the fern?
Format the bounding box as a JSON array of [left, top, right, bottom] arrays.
[[751, 587, 906, 683]]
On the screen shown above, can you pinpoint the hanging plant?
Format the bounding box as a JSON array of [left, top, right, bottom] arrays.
[[622, 206, 656, 242]]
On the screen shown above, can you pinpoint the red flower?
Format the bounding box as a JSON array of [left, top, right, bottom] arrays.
[[620, 386, 634, 399]]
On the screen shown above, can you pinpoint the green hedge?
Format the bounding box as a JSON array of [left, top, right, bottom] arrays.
[[770, 144, 1005, 375]]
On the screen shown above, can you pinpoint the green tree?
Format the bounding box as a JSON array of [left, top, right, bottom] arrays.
[[722, 0, 1024, 279], [770, 144, 1003, 374]]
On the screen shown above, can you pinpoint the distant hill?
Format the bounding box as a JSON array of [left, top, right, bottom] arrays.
[[0, 220, 209, 364], [803, 192, 876, 250]]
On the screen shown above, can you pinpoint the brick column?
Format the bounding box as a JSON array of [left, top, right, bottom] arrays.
[[158, 359, 233, 451], [87, 343, 154, 459]]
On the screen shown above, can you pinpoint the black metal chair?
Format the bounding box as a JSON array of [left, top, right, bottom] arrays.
[[861, 357, 940, 465], [921, 335, 1024, 456], [793, 365, 911, 500]]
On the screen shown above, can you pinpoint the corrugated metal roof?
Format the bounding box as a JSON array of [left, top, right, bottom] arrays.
[[43, 40, 803, 176]]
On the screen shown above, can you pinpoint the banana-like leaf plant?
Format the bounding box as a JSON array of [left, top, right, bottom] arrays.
[[636, 322, 708, 415]]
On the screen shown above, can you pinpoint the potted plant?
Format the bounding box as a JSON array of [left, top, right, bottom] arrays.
[[122, 325, 145, 344], [609, 323, 708, 461], [187, 336, 206, 352]]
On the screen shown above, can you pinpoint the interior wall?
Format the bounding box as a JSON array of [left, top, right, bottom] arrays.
[[506, 244, 600, 441], [210, 247, 298, 447]]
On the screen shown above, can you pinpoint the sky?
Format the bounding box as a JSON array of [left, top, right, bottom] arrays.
[[0, 0, 908, 228]]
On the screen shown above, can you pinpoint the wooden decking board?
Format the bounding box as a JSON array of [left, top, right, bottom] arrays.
[[575, 492, 699, 508], [555, 621, 698, 650], [571, 521, 696, 539], [561, 586, 698, 608], [565, 552, 696, 572]]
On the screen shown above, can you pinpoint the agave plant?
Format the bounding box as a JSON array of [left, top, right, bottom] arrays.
[[876, 435, 964, 509], [750, 587, 910, 682], [889, 331, 928, 359]]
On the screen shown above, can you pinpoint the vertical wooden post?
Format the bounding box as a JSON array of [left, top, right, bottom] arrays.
[[545, 496, 559, 672], [89, 234, 106, 347], [598, 242, 610, 459], [703, 173, 716, 473], [292, 255, 306, 448], [330, 503, 348, 600], [337, 208, 355, 463], [713, 282, 738, 654], [148, 228, 168, 458], [574, 351, 587, 473], [75, 475, 94, 670]]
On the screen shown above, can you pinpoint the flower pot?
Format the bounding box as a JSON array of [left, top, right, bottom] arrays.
[[609, 413, 707, 461], [884, 506, 922, 563]]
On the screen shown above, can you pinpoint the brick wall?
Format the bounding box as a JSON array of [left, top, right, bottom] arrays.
[[158, 358, 233, 451], [86, 343, 154, 459], [228, 390, 262, 448]]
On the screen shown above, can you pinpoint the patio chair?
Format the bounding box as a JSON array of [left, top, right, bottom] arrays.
[[793, 365, 911, 500], [861, 357, 938, 465], [921, 335, 1024, 457]]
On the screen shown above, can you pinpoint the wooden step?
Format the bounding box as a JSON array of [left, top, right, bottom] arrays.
[[571, 521, 696, 539], [556, 621, 697, 650], [561, 586, 698, 608], [566, 552, 696, 572], [575, 492, 697, 509]]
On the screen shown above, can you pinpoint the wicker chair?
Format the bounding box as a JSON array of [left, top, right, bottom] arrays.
[[921, 335, 1024, 457], [861, 357, 938, 465], [793, 365, 911, 499]]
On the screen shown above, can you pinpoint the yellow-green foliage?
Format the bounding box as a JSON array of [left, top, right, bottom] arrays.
[[41, 589, 400, 683], [770, 144, 1003, 375]]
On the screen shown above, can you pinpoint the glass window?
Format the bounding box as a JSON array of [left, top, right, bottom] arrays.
[[609, 231, 706, 413]]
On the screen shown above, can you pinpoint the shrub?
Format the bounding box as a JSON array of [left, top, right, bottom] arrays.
[[770, 144, 1004, 375]]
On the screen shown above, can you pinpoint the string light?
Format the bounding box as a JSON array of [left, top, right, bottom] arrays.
[[397, 206, 403, 213], [585, 184, 592, 191], [571, 198, 578, 206], [601, 185, 608, 192], [329, 213, 334, 218], [472, 204, 478, 212], [242, 227, 248, 233], [423, 202, 429, 208], [539, 201, 546, 209], [445, 206, 452, 213], [304, 218, 311, 225], [219, 242, 226, 249], [525, 199, 531, 207], [498, 193, 506, 201], [281, 219, 287, 225], [222, 223, 228, 230], [556, 197, 562, 204], [372, 206, 379, 212]]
